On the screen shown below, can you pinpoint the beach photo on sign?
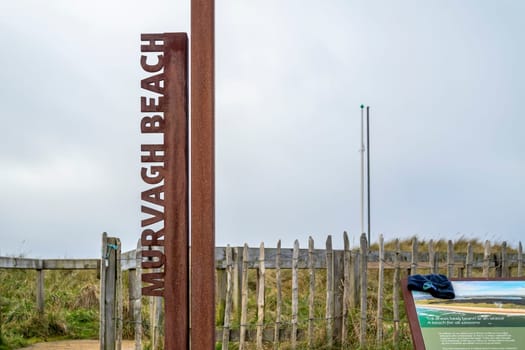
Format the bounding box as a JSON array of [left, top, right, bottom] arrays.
[[414, 280, 525, 328]]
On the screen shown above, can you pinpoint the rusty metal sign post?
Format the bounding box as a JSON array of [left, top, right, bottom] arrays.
[[190, 0, 216, 349], [139, 33, 190, 348], [139, 0, 215, 348]]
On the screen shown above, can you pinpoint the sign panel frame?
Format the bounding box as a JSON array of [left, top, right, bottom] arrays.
[[402, 277, 525, 350]]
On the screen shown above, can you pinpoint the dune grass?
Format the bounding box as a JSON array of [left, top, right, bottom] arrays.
[[0, 237, 518, 349], [0, 269, 99, 349]]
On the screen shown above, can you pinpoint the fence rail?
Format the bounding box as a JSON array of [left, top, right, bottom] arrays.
[[214, 234, 525, 349], [1, 234, 523, 349], [0, 257, 100, 270]]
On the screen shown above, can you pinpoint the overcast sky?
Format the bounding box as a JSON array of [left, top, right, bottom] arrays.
[[1, 0, 523, 258]]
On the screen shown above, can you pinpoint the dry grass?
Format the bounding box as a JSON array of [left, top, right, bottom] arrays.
[[215, 261, 413, 349], [0, 237, 519, 349], [215, 236, 520, 349]]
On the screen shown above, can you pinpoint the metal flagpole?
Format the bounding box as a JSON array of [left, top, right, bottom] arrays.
[[360, 105, 365, 238], [366, 106, 371, 246]]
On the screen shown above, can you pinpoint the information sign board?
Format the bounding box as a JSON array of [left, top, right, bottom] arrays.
[[402, 278, 525, 350]]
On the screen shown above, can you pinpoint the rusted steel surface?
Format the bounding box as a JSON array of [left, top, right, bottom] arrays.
[[164, 33, 190, 350], [140, 33, 169, 297], [191, 0, 216, 349], [139, 32, 190, 349]]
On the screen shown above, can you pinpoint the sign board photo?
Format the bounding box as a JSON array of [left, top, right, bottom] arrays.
[[402, 278, 525, 350]]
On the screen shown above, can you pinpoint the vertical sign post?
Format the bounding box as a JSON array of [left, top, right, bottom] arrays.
[[140, 1, 215, 346], [191, 0, 216, 348], [139, 33, 189, 349]]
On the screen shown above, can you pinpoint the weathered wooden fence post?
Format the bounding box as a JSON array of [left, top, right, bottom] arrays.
[[501, 241, 508, 278], [129, 240, 142, 350], [411, 238, 418, 275], [307, 237, 315, 349], [100, 233, 122, 350], [342, 232, 351, 347], [274, 240, 282, 350], [256, 243, 266, 350], [233, 246, 242, 320], [216, 252, 228, 325], [222, 245, 233, 350], [239, 244, 249, 350], [359, 233, 367, 347], [351, 246, 360, 310], [466, 243, 473, 278], [325, 236, 334, 348], [322, 234, 343, 347], [428, 240, 437, 274], [393, 239, 401, 348], [291, 240, 300, 349], [116, 241, 122, 350], [518, 242, 523, 277], [36, 261, 44, 315], [150, 292, 163, 350], [99, 233, 107, 350], [376, 234, 384, 346], [333, 243, 344, 346], [483, 240, 491, 278], [447, 240, 454, 277]]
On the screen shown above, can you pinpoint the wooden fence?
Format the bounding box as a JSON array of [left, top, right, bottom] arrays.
[[212, 233, 524, 349], [0, 234, 141, 350], [1, 233, 523, 349]]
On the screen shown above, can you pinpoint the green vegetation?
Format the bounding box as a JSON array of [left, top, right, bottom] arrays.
[[0, 237, 517, 349], [213, 262, 414, 349], [0, 269, 99, 349], [0, 269, 155, 349], [379, 235, 517, 254]]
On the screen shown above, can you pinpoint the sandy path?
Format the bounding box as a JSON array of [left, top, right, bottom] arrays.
[[17, 340, 136, 350]]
